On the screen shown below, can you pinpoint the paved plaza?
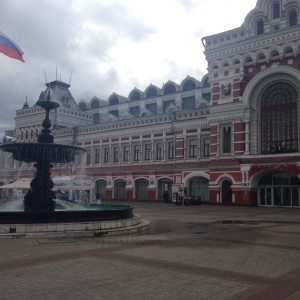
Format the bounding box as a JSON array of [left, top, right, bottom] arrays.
[[0, 203, 299, 300]]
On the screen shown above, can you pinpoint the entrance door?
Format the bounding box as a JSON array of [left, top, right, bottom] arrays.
[[258, 172, 300, 207], [114, 180, 126, 200], [222, 180, 232, 205], [135, 179, 149, 200]]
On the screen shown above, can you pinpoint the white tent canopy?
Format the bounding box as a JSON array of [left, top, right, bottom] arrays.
[[0, 178, 31, 189]]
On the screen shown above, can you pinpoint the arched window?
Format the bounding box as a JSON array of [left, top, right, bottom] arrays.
[[245, 57, 254, 65], [289, 11, 297, 26], [284, 47, 294, 56], [257, 53, 266, 62], [261, 83, 298, 154], [270, 50, 280, 60], [91, 100, 100, 109], [79, 103, 87, 111], [164, 84, 176, 95], [183, 80, 196, 91], [273, 3, 280, 19], [146, 88, 158, 98], [109, 97, 119, 105], [257, 20, 264, 35], [130, 91, 141, 101]]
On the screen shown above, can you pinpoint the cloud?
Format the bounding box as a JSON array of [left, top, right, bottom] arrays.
[[175, 0, 201, 11], [0, 0, 257, 138]]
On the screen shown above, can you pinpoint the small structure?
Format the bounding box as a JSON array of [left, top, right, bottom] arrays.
[[0, 178, 31, 201]]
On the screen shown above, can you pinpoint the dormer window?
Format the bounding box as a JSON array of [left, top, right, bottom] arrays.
[[130, 91, 142, 101], [109, 97, 119, 105], [183, 80, 196, 91], [146, 88, 158, 98], [164, 84, 176, 95]]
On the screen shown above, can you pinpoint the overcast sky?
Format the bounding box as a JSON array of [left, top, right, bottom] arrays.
[[0, 0, 257, 137]]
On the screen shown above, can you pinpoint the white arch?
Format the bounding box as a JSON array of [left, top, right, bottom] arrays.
[[133, 177, 149, 182], [112, 177, 127, 183], [157, 176, 173, 181], [183, 171, 209, 187], [214, 174, 236, 185], [94, 177, 108, 183]]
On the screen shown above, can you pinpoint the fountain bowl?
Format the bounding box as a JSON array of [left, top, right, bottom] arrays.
[[0, 204, 133, 224], [0, 142, 85, 163]]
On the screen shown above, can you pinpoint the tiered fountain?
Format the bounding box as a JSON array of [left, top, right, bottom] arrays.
[[0, 89, 146, 237]]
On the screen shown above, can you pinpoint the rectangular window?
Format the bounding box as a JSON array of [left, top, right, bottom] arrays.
[[182, 96, 196, 110], [133, 144, 140, 161], [189, 139, 197, 158], [104, 148, 109, 163], [146, 103, 157, 114], [129, 106, 140, 118], [168, 141, 175, 159], [203, 138, 210, 157], [223, 127, 231, 153], [95, 149, 100, 164], [156, 142, 163, 160], [145, 144, 151, 160], [86, 151, 91, 164], [109, 110, 119, 118], [123, 145, 129, 162], [113, 146, 119, 162], [163, 99, 175, 113]]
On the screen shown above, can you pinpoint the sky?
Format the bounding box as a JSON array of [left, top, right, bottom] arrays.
[[0, 0, 257, 138]]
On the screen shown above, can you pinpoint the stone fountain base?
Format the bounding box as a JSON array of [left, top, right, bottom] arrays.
[[0, 214, 149, 239]]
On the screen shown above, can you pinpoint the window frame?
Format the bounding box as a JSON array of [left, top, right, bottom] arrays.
[[103, 147, 110, 163], [144, 143, 151, 160], [133, 144, 140, 161], [168, 141, 175, 159], [188, 139, 197, 158], [156, 142, 163, 160]]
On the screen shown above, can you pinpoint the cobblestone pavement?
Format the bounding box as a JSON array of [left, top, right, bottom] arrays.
[[0, 203, 299, 300]]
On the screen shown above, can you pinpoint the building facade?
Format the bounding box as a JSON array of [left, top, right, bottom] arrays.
[[1, 0, 300, 207]]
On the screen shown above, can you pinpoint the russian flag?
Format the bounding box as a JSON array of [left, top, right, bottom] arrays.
[[0, 31, 24, 62]]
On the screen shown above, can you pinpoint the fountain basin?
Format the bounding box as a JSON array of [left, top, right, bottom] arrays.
[[0, 205, 133, 224]]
